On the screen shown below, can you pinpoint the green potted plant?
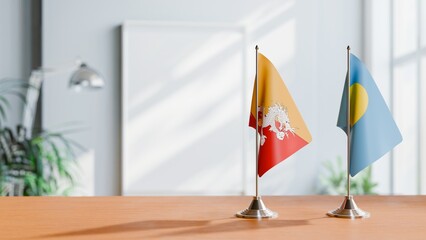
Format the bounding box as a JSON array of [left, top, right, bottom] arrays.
[[0, 79, 81, 196], [319, 156, 378, 195]]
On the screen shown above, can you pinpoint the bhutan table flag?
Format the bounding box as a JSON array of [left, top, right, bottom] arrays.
[[249, 53, 312, 177], [337, 54, 402, 176]]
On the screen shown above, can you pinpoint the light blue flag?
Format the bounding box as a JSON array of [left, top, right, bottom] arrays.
[[337, 53, 402, 177]]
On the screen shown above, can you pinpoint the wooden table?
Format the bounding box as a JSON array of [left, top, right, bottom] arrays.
[[1, 196, 425, 239]]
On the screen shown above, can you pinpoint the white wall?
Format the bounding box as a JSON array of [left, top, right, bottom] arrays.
[[0, 0, 31, 127], [42, 0, 363, 195]]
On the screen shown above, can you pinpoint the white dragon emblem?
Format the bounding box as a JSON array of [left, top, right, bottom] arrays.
[[259, 103, 296, 145]]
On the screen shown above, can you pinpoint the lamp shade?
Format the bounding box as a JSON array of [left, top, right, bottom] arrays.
[[69, 63, 104, 91]]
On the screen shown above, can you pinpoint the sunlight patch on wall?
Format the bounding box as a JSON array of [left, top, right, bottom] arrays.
[[173, 31, 243, 79], [241, 0, 294, 31]]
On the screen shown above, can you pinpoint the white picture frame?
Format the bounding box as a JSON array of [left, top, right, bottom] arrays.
[[121, 21, 248, 195]]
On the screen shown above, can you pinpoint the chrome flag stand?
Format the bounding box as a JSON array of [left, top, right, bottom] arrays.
[[327, 46, 369, 219], [236, 45, 277, 219], [236, 196, 277, 218]]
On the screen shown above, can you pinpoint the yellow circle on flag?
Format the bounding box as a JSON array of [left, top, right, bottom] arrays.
[[350, 83, 368, 126]]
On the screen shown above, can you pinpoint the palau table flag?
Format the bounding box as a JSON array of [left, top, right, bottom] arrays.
[[249, 53, 312, 177], [327, 47, 402, 219], [237, 46, 311, 219], [337, 53, 402, 177]]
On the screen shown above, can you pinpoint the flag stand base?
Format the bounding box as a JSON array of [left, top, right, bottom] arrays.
[[327, 195, 370, 219], [236, 196, 277, 219]]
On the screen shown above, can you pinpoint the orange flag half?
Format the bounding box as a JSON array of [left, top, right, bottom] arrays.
[[249, 53, 312, 177]]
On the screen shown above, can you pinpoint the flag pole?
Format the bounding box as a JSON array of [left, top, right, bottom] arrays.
[[236, 45, 277, 219], [255, 45, 259, 198], [346, 45, 351, 198], [326, 46, 369, 219]]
